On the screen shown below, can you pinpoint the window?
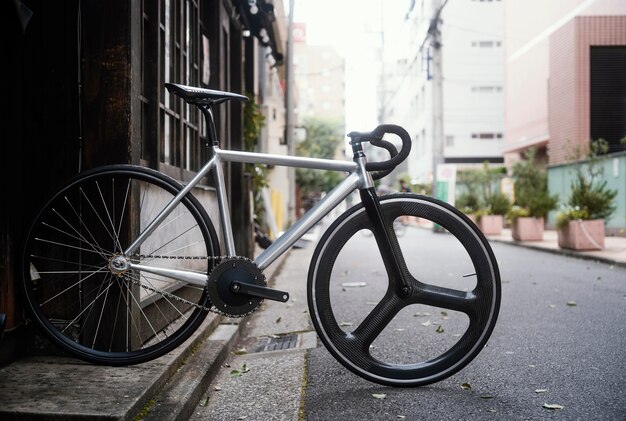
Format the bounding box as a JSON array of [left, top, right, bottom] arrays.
[[471, 132, 503, 139], [142, 0, 203, 172], [590, 46, 626, 153], [471, 86, 502, 93]]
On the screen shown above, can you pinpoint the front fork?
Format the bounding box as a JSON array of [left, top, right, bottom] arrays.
[[359, 187, 413, 298]]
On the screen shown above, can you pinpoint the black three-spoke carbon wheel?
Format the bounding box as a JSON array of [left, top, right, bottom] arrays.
[[308, 194, 500, 387], [21, 165, 219, 365]]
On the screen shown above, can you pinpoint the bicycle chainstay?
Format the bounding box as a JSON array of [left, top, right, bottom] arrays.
[[123, 254, 262, 318]]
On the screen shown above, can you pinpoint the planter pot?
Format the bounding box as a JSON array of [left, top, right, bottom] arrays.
[[478, 214, 503, 235], [557, 219, 605, 250], [512, 217, 544, 241]]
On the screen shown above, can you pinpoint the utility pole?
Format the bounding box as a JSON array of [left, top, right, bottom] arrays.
[[285, 0, 296, 223], [429, 0, 446, 201]]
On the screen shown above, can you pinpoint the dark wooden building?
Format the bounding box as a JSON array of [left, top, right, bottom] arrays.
[[1, 0, 284, 363]]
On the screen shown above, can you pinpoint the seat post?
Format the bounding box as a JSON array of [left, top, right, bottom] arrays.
[[199, 104, 219, 146]]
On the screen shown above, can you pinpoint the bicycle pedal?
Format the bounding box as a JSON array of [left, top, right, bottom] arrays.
[[231, 282, 289, 303]]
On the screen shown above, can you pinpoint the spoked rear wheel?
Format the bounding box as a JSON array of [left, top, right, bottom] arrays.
[[21, 165, 219, 365], [308, 194, 500, 387]]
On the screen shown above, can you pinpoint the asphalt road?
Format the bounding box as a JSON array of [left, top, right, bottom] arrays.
[[304, 226, 626, 421], [196, 223, 625, 421]]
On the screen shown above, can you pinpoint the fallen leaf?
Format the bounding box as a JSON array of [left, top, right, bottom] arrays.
[[543, 403, 564, 410], [341, 282, 367, 287], [372, 393, 387, 399], [486, 409, 496, 413], [421, 320, 432, 327], [435, 325, 444, 333], [548, 304, 556, 308], [340, 321, 353, 327], [461, 382, 472, 390], [397, 416, 406, 419], [566, 301, 577, 307], [395, 328, 406, 332], [231, 363, 250, 377], [414, 312, 431, 317], [275, 317, 282, 323], [480, 395, 494, 399], [535, 389, 548, 393], [214, 386, 222, 391], [233, 347, 247, 355]]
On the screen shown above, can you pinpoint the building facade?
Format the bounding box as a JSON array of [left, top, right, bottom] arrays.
[[384, 0, 505, 186], [503, 0, 625, 165], [1, 0, 286, 363], [502, 0, 625, 231]]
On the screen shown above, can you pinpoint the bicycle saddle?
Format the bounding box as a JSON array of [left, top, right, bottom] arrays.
[[165, 83, 248, 106]]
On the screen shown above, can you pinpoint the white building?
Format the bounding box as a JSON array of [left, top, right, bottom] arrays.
[[382, 0, 505, 185]]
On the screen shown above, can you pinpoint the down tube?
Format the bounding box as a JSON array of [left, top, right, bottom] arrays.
[[255, 172, 361, 271]]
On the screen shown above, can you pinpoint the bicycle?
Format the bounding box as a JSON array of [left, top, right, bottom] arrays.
[[21, 83, 500, 387]]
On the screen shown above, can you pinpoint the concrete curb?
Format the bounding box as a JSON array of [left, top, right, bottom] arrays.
[[488, 237, 626, 269], [142, 324, 241, 421], [139, 249, 291, 421]]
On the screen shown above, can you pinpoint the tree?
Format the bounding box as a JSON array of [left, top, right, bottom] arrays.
[[296, 118, 344, 211]]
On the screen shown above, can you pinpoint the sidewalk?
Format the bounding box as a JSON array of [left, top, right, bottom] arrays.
[[0, 249, 289, 421], [485, 227, 626, 268]]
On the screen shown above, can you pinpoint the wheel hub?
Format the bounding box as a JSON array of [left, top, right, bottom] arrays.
[[207, 257, 265, 317], [109, 255, 130, 275]]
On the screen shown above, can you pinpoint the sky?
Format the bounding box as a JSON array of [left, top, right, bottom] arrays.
[[289, 0, 410, 133]]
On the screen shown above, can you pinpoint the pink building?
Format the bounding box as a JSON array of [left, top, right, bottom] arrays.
[[503, 0, 626, 167]]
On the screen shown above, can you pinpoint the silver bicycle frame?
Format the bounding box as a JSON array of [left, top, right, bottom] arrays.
[[124, 146, 373, 285]]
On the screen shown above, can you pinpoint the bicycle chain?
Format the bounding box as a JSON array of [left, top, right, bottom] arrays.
[[124, 254, 260, 318]]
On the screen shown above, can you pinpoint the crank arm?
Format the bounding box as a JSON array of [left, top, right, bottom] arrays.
[[231, 282, 290, 303]]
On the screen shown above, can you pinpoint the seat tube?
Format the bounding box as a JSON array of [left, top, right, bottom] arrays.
[[213, 151, 236, 256], [200, 103, 236, 256]]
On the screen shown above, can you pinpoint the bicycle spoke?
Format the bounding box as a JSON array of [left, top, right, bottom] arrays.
[[416, 282, 476, 315], [353, 292, 405, 349], [22, 166, 217, 364]]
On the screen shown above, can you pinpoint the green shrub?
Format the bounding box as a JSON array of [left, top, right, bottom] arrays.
[[557, 139, 617, 228], [511, 148, 558, 218], [486, 192, 511, 216], [506, 205, 530, 223], [456, 192, 480, 213]]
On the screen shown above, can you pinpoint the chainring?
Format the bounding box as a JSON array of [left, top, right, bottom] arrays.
[[207, 257, 266, 317]]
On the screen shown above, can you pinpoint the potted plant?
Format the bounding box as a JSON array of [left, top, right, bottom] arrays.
[[508, 148, 558, 241], [476, 192, 511, 235], [556, 140, 617, 250], [456, 162, 511, 234]]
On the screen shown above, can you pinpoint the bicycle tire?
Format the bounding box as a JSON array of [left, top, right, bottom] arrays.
[[308, 193, 500, 387], [21, 165, 220, 365]]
